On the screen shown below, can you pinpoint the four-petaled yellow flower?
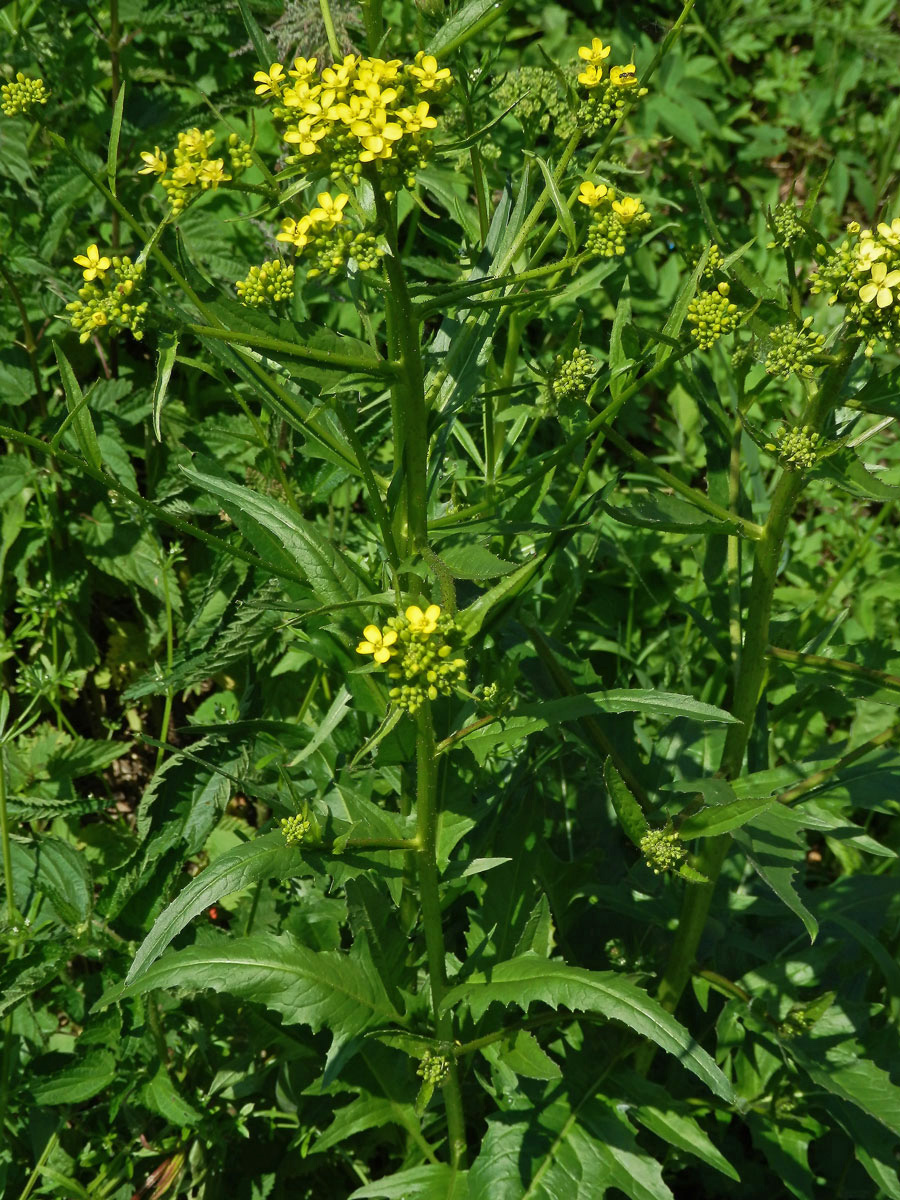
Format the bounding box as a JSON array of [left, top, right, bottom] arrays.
[[877, 218, 900, 248], [610, 64, 638, 88], [578, 181, 609, 207], [612, 196, 644, 224], [74, 244, 111, 281], [253, 63, 286, 97], [276, 216, 313, 248], [357, 625, 398, 663], [859, 261, 900, 308], [138, 146, 168, 175], [289, 56, 318, 81], [578, 39, 612, 65], [577, 64, 604, 89], [398, 101, 437, 134], [406, 604, 441, 634], [856, 236, 884, 270], [409, 52, 451, 91], [198, 158, 230, 188], [308, 192, 349, 230]]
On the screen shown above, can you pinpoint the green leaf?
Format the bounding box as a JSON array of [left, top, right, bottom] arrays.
[[350, 1165, 468, 1199], [483, 1029, 561, 1080], [439, 542, 519, 580], [106, 79, 125, 197], [791, 1045, 900, 1139], [53, 342, 102, 471], [457, 554, 545, 638], [122, 832, 315, 984], [609, 277, 635, 401], [0, 940, 71, 1018], [815, 445, 900, 500], [112, 934, 401, 1078], [604, 489, 738, 533], [152, 332, 178, 440], [528, 152, 577, 251], [183, 460, 367, 602], [142, 1065, 204, 1126], [679, 794, 778, 839], [236, 0, 278, 66], [427, 0, 513, 56], [733, 807, 818, 940], [13, 835, 92, 927], [604, 758, 649, 847], [29, 1051, 116, 1105], [313, 1096, 422, 1155], [443, 955, 734, 1100]]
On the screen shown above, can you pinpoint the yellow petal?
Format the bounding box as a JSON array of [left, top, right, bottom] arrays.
[[363, 624, 383, 643]]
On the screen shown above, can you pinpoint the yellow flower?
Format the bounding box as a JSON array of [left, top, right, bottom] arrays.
[[859, 261, 900, 308], [612, 196, 644, 224], [357, 624, 398, 663], [282, 81, 322, 111], [177, 128, 214, 159], [577, 64, 604, 89], [610, 63, 638, 88], [288, 56, 318, 81], [283, 118, 327, 155], [138, 146, 168, 175], [253, 63, 286, 97], [352, 108, 404, 160], [409, 51, 451, 91], [308, 192, 349, 230], [73, 244, 112, 281], [856, 236, 884, 271], [276, 216, 313, 249], [398, 101, 437, 134], [197, 158, 230, 188], [321, 55, 358, 93], [578, 181, 609, 207], [578, 38, 612, 65], [876, 218, 900, 248], [406, 604, 441, 634]]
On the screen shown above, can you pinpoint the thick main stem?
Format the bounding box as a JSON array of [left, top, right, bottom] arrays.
[[415, 705, 467, 1169], [649, 342, 859, 1021]]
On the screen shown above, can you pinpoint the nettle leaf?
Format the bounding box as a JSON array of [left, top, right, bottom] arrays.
[[108, 934, 401, 1080], [733, 807, 818, 940], [443, 955, 733, 1100], [183, 460, 367, 603]]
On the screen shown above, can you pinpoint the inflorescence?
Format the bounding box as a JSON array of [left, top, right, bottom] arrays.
[[1, 72, 49, 116], [417, 1049, 450, 1086], [764, 425, 821, 471], [811, 217, 900, 356], [275, 190, 382, 278], [543, 345, 597, 415], [687, 282, 741, 350], [575, 38, 648, 136], [236, 259, 296, 308], [280, 814, 311, 845], [66, 247, 149, 342], [356, 604, 467, 714], [640, 827, 686, 875], [765, 318, 826, 379], [138, 128, 252, 214], [252, 51, 452, 195], [578, 181, 651, 257]]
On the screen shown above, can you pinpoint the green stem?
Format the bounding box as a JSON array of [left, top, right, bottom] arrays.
[[154, 551, 176, 774], [17, 1130, 60, 1200], [647, 340, 860, 1025], [415, 704, 467, 1169], [0, 743, 14, 925], [361, 0, 383, 49], [777, 721, 899, 805], [319, 0, 342, 59], [186, 323, 393, 376], [767, 645, 900, 698]]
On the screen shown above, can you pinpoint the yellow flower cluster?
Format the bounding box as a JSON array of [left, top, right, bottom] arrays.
[[1, 72, 49, 117], [578, 181, 651, 257], [357, 604, 466, 714], [811, 218, 900, 356], [275, 190, 382, 278], [253, 51, 451, 192], [138, 128, 252, 214], [575, 38, 647, 134], [66, 249, 148, 343]]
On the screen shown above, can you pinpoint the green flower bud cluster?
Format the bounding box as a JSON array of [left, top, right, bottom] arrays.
[[691, 241, 724, 278], [640, 826, 686, 875], [493, 66, 577, 141], [765, 318, 826, 378], [280, 814, 311, 845], [227, 131, 254, 171], [66, 257, 149, 343], [579, 185, 651, 259], [578, 78, 649, 136], [811, 217, 900, 356], [543, 346, 597, 414], [765, 425, 821, 471], [777, 1009, 814, 1040], [236, 259, 295, 308], [306, 227, 384, 278], [385, 609, 466, 714], [1, 73, 49, 117], [417, 1049, 450, 1085], [767, 201, 804, 249], [686, 282, 740, 350]]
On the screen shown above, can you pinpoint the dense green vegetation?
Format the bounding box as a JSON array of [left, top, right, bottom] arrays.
[[2, 1, 900, 1196]]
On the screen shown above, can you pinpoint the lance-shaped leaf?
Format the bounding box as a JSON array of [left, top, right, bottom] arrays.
[[106, 933, 402, 1078], [442, 955, 734, 1101], [604, 757, 649, 847]]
